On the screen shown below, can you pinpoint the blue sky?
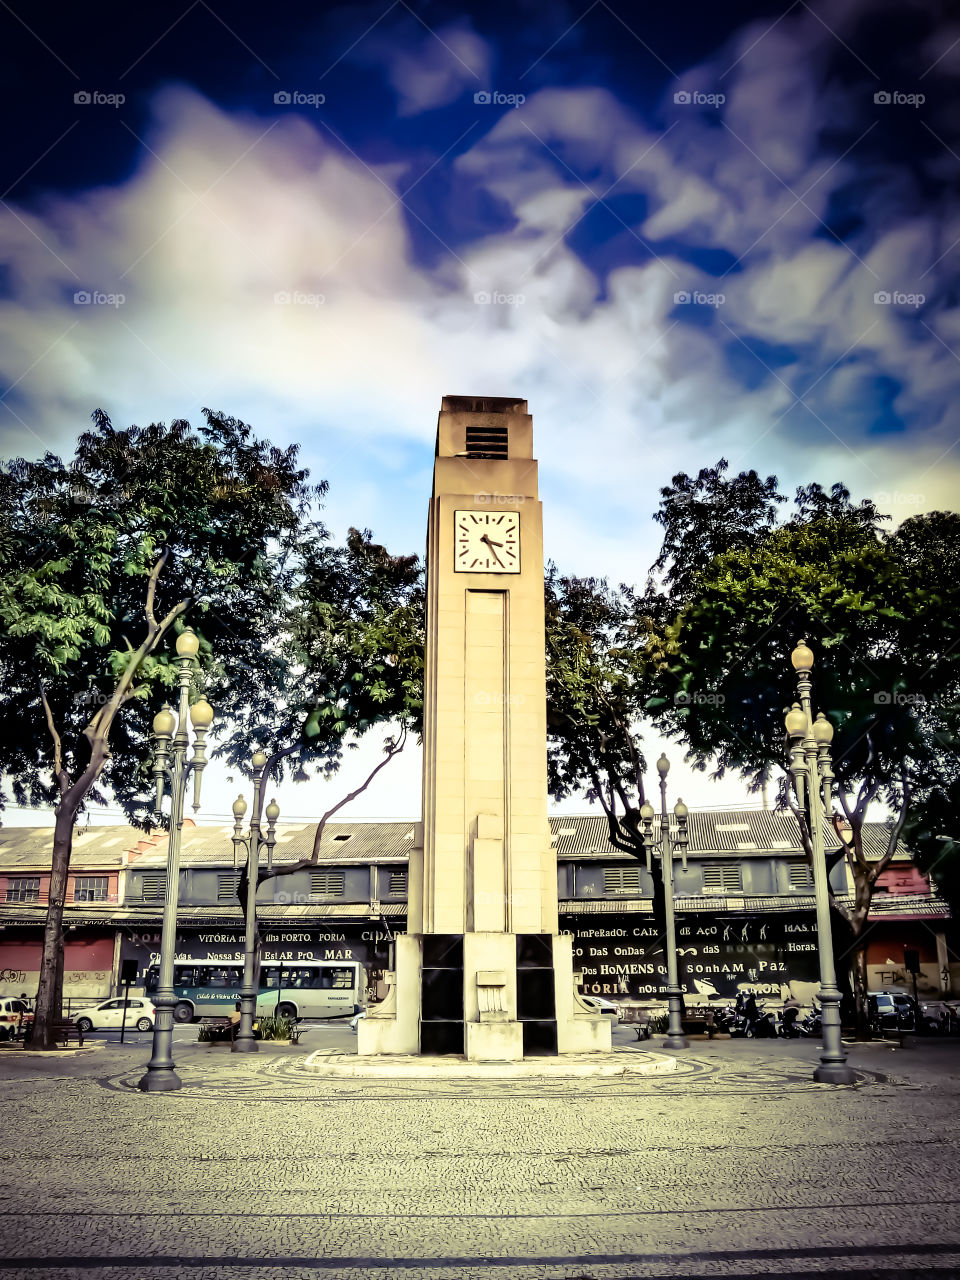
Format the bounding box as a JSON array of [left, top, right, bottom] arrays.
[[2, 0, 958, 821]]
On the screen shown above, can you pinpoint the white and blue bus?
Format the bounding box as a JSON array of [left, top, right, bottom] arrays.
[[143, 959, 362, 1023]]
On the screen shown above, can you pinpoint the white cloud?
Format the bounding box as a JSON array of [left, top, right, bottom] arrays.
[[352, 18, 490, 115]]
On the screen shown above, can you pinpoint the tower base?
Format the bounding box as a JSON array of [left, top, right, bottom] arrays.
[[357, 932, 611, 1060]]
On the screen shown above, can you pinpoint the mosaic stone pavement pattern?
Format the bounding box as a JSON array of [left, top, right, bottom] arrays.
[[0, 1040, 958, 1279]]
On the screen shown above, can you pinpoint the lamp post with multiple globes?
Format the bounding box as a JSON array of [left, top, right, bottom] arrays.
[[231, 757, 280, 1052], [784, 640, 856, 1084], [639, 753, 690, 1050], [138, 627, 214, 1093]]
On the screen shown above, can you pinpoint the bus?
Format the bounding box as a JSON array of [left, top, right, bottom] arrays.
[[143, 960, 363, 1023]]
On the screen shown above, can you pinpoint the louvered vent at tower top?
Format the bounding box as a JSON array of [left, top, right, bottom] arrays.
[[465, 423, 509, 459]]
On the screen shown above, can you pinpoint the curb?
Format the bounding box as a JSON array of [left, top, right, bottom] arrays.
[[300, 1049, 679, 1079]]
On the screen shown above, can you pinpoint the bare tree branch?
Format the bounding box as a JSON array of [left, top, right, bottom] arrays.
[[256, 730, 408, 885], [39, 683, 67, 797]]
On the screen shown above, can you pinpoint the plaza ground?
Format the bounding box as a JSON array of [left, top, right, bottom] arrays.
[[0, 1024, 959, 1279]]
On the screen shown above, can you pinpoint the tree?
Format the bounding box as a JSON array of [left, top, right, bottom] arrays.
[[0, 410, 317, 1047], [225, 527, 424, 973], [544, 567, 678, 978], [645, 474, 960, 1032], [649, 460, 784, 606]]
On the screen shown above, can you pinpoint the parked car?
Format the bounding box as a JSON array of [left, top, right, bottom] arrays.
[[73, 997, 156, 1033], [0, 998, 33, 1041], [868, 990, 918, 1034], [918, 1000, 958, 1033], [580, 995, 624, 1021]]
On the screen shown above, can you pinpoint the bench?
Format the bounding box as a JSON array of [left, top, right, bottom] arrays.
[[24, 1020, 83, 1047], [198, 1016, 235, 1043]]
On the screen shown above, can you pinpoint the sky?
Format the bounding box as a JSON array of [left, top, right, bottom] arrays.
[[2, 0, 958, 825]]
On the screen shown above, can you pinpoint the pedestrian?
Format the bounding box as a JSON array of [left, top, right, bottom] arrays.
[[744, 993, 760, 1034], [781, 993, 801, 1036]]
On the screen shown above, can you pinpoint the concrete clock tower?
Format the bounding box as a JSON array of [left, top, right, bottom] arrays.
[[359, 396, 610, 1060]]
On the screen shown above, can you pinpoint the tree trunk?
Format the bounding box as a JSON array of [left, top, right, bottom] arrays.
[[851, 944, 870, 1041], [30, 806, 76, 1049]]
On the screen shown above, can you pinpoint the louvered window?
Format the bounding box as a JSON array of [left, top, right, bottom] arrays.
[[465, 423, 509, 459], [787, 860, 814, 889], [603, 866, 640, 895], [73, 875, 108, 902], [140, 872, 166, 900], [388, 871, 408, 896], [701, 864, 742, 893], [218, 874, 241, 902], [310, 870, 345, 897]]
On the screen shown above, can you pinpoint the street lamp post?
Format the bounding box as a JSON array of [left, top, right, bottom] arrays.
[[640, 753, 690, 1050], [138, 628, 214, 1093], [231, 756, 280, 1053], [785, 639, 857, 1085]]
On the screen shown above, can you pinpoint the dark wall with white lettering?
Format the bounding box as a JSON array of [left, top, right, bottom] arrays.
[[563, 912, 821, 1001]]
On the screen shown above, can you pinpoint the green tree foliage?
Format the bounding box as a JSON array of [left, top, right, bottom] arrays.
[[649, 460, 784, 606], [545, 567, 675, 955], [646, 473, 960, 1027], [229, 527, 424, 933], [0, 409, 317, 1045]]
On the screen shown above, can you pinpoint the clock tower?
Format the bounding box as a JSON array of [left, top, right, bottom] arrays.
[[359, 396, 610, 1060]]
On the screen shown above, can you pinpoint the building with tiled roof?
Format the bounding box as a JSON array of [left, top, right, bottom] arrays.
[[0, 810, 953, 1009]]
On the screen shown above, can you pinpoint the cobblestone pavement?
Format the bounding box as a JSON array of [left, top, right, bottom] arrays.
[[1, 1033, 959, 1279]]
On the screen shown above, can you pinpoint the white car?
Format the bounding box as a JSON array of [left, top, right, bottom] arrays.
[[0, 998, 33, 1041], [73, 997, 156, 1033], [580, 995, 624, 1021]]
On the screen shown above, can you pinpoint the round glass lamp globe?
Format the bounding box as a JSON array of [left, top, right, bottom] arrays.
[[175, 628, 200, 658], [252, 751, 268, 769], [812, 712, 834, 744], [784, 704, 807, 736], [791, 640, 814, 671], [232, 794, 248, 818], [153, 705, 176, 737], [189, 698, 214, 729]]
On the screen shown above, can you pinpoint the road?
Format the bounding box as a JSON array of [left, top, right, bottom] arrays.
[[0, 1026, 958, 1278]]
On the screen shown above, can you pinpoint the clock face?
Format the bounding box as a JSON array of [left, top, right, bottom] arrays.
[[454, 510, 521, 573]]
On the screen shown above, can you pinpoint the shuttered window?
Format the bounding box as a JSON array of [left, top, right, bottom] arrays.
[[388, 871, 408, 896], [787, 860, 814, 889], [310, 870, 345, 897], [218, 874, 241, 902], [603, 866, 641, 895], [140, 873, 166, 900], [701, 864, 742, 893]]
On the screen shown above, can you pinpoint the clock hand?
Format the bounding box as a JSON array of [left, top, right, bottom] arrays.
[[480, 534, 506, 566]]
